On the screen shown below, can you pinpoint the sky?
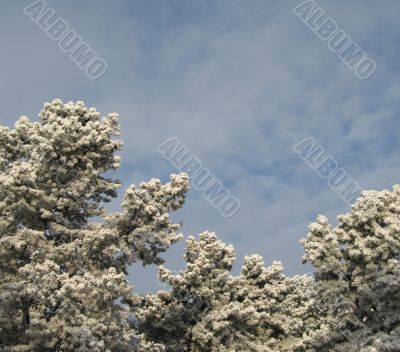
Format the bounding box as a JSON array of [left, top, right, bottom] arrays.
[[1, 0, 400, 293]]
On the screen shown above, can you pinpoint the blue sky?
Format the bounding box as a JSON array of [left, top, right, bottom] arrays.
[[1, 0, 400, 292]]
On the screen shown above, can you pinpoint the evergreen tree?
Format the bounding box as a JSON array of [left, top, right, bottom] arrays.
[[1, 100, 399, 351]]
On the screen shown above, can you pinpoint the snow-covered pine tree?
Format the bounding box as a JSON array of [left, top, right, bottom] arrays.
[[1, 100, 399, 352], [0, 99, 189, 351]]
